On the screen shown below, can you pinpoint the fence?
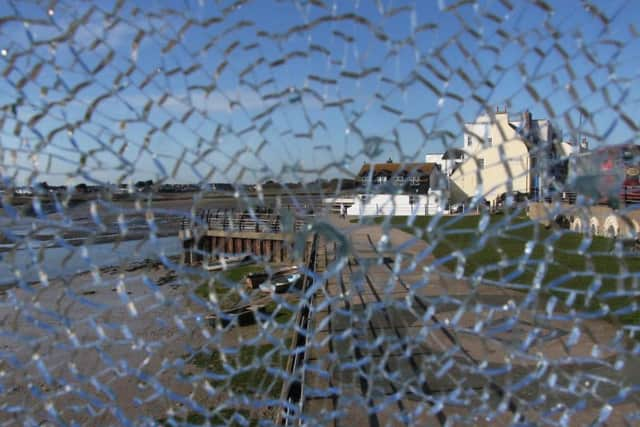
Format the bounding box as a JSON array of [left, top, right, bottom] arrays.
[[180, 210, 308, 233]]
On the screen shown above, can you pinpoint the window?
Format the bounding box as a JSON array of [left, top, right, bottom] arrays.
[[394, 175, 404, 184], [467, 136, 472, 146], [487, 137, 492, 144], [478, 158, 485, 169]]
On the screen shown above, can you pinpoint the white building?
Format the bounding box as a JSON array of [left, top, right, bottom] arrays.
[[346, 192, 445, 216], [449, 109, 567, 204], [324, 161, 448, 217], [425, 153, 460, 178]]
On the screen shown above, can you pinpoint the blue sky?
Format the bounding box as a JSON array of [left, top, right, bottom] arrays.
[[0, 0, 638, 185]]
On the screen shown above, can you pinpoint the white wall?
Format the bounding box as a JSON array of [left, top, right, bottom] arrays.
[[559, 141, 575, 157], [425, 154, 443, 164], [346, 192, 445, 216], [451, 112, 531, 203], [450, 140, 530, 203], [425, 154, 457, 177], [323, 197, 356, 205], [463, 114, 492, 154]]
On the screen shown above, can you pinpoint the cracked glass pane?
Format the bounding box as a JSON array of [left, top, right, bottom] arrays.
[[0, 0, 639, 425]]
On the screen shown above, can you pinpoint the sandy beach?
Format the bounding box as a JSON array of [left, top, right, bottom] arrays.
[[0, 253, 289, 425]]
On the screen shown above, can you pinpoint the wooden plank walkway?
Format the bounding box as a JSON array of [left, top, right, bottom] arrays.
[[299, 219, 640, 426], [303, 231, 454, 426]]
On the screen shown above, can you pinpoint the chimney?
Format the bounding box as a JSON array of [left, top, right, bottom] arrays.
[[580, 137, 588, 152], [523, 109, 532, 131]]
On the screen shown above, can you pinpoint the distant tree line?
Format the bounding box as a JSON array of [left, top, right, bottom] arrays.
[[262, 178, 356, 192], [14, 177, 358, 197]]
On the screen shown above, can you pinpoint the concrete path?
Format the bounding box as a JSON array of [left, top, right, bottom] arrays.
[[301, 215, 640, 426]]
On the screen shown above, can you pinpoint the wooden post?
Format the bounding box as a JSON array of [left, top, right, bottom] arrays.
[[253, 239, 261, 257], [203, 237, 211, 265], [182, 238, 193, 265], [273, 240, 282, 263], [264, 239, 272, 261]]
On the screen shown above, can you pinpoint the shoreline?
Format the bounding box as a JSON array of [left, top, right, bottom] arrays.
[[0, 253, 183, 292], [0, 248, 216, 424], [0, 230, 180, 253]]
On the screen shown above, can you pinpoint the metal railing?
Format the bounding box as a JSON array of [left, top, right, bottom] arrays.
[[277, 233, 319, 426], [180, 209, 309, 233], [541, 186, 640, 205]]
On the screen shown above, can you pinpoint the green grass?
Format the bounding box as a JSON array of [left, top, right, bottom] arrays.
[[193, 266, 296, 324], [191, 342, 287, 395], [261, 301, 294, 323], [175, 340, 291, 426], [195, 264, 265, 306], [377, 212, 640, 325], [194, 265, 295, 322], [160, 408, 253, 426], [224, 265, 267, 283]]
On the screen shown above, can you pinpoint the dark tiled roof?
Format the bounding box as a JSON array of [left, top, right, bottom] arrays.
[[357, 162, 438, 177]]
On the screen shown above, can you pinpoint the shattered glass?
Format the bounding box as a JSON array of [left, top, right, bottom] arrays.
[[0, 0, 639, 425]]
